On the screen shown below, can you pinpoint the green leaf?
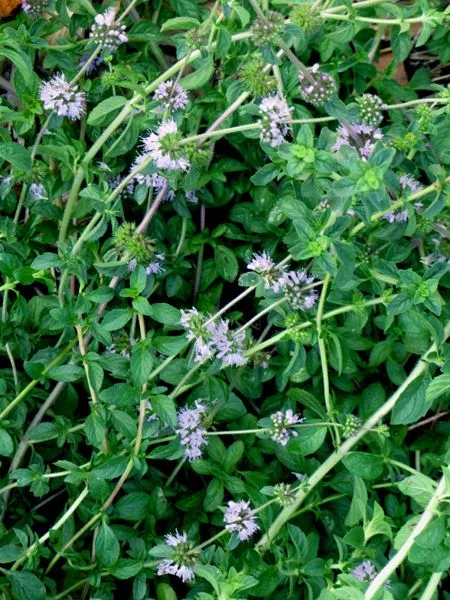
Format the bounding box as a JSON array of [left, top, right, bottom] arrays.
[[203, 479, 224, 512], [0, 428, 14, 457], [345, 476, 367, 527], [85, 413, 106, 448], [131, 344, 154, 386], [8, 571, 46, 600], [391, 377, 428, 425], [149, 303, 181, 326], [86, 287, 115, 303], [343, 452, 384, 480], [250, 164, 279, 185], [47, 364, 84, 382], [151, 394, 177, 427], [0, 545, 22, 563], [426, 374, 450, 403], [364, 502, 392, 542], [87, 96, 128, 126], [102, 309, 132, 331], [223, 441, 244, 472], [31, 252, 61, 270], [215, 245, 238, 282], [290, 424, 327, 456], [153, 335, 189, 355], [156, 583, 178, 600], [391, 26, 412, 61], [0, 47, 33, 85], [96, 522, 120, 567], [160, 17, 200, 31], [0, 142, 32, 172], [115, 492, 151, 521], [397, 473, 436, 507], [181, 56, 214, 90]]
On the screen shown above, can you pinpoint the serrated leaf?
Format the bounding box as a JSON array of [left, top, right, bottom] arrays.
[[87, 96, 128, 126], [160, 16, 200, 31], [426, 374, 450, 403]]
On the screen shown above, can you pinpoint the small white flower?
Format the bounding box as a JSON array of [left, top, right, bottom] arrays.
[[153, 80, 189, 112], [176, 401, 208, 460], [146, 253, 165, 275], [210, 319, 247, 367], [259, 94, 293, 147], [29, 183, 47, 200], [332, 123, 383, 159], [282, 270, 318, 311], [351, 560, 377, 583], [156, 531, 197, 582], [142, 120, 190, 171], [90, 8, 128, 51], [39, 74, 86, 120], [247, 251, 289, 292], [270, 409, 303, 446], [23, 0, 47, 18], [399, 174, 424, 195], [224, 500, 259, 541]]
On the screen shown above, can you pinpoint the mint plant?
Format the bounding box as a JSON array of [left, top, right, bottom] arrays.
[[1, 1, 450, 599]]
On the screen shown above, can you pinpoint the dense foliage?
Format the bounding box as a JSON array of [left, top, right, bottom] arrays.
[[1, 0, 450, 599]]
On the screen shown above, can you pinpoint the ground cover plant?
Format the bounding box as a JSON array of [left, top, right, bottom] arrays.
[[1, 0, 450, 598]]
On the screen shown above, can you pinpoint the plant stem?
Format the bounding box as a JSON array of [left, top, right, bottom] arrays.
[[0, 339, 77, 421], [349, 178, 448, 238], [12, 487, 89, 570], [256, 321, 450, 551], [419, 572, 443, 600], [247, 297, 385, 356], [365, 468, 448, 598], [316, 274, 341, 445]]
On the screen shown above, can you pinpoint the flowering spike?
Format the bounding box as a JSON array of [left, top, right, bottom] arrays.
[[259, 94, 293, 147], [224, 500, 259, 541], [39, 74, 86, 120], [90, 8, 128, 51], [270, 409, 303, 445], [153, 80, 189, 112], [299, 64, 337, 107]]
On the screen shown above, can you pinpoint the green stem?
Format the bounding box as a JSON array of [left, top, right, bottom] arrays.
[[322, 13, 433, 24], [0, 339, 77, 421], [12, 487, 89, 570], [365, 468, 449, 598], [349, 179, 448, 238], [256, 321, 450, 551], [419, 572, 444, 600], [246, 297, 385, 357], [316, 274, 341, 445]]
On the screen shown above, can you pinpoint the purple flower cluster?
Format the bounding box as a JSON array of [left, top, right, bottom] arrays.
[[22, 0, 47, 18], [247, 252, 318, 311], [299, 64, 337, 107], [282, 270, 318, 310], [270, 409, 303, 445], [259, 94, 293, 147], [332, 123, 383, 159], [39, 74, 86, 120], [224, 500, 259, 541], [382, 174, 424, 224], [179, 309, 247, 366], [146, 253, 165, 275], [176, 401, 208, 460], [140, 120, 190, 171], [153, 80, 189, 113], [90, 8, 128, 52], [247, 251, 287, 293], [351, 560, 377, 583], [156, 531, 197, 582]]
